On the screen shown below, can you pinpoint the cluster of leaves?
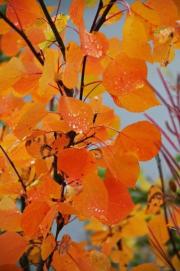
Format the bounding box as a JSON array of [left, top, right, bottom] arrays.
[[0, 0, 179, 270]]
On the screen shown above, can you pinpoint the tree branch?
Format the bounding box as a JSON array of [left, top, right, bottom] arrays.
[[79, 0, 117, 100], [38, 0, 66, 61], [0, 11, 44, 66], [0, 144, 26, 194], [93, 0, 117, 31]]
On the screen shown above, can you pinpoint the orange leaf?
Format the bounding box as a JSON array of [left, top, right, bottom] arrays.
[[80, 31, 109, 58], [73, 173, 108, 222], [63, 42, 83, 88], [21, 200, 51, 238], [69, 0, 85, 28], [13, 102, 46, 139], [115, 121, 161, 161], [1, 30, 22, 56], [0, 210, 21, 232], [122, 14, 152, 61], [148, 213, 169, 245], [41, 234, 56, 260], [101, 147, 140, 187], [104, 176, 134, 224], [103, 53, 147, 96], [52, 250, 80, 271], [112, 81, 160, 112], [0, 57, 24, 92], [0, 232, 27, 265], [58, 96, 93, 134], [58, 148, 95, 183], [6, 0, 42, 28], [146, 0, 178, 26]]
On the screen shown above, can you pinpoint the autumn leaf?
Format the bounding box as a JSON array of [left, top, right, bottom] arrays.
[[6, 0, 43, 28], [41, 234, 56, 260], [0, 232, 27, 266], [21, 200, 52, 238], [114, 121, 161, 161], [104, 176, 134, 224], [103, 53, 147, 96], [58, 96, 93, 134], [58, 148, 96, 183]]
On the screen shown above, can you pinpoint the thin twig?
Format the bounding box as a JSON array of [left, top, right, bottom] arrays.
[[0, 145, 26, 194], [156, 154, 180, 260], [79, 0, 116, 100], [79, 56, 87, 100], [38, 0, 66, 61]]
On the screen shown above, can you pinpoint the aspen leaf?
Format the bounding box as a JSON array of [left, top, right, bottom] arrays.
[[148, 214, 169, 245], [0, 95, 23, 118], [104, 176, 134, 224], [0, 57, 24, 91], [0, 197, 22, 231], [41, 234, 56, 260], [122, 14, 152, 61], [58, 96, 93, 134], [115, 121, 161, 161], [58, 148, 95, 183], [63, 42, 83, 88], [1, 30, 22, 56], [146, 185, 163, 214], [6, 0, 42, 28], [90, 250, 111, 271], [131, 0, 160, 26], [69, 0, 85, 28], [13, 102, 46, 139], [0, 19, 10, 34], [52, 250, 80, 271], [103, 53, 147, 96], [38, 48, 60, 99], [0, 232, 27, 265], [101, 147, 140, 187], [21, 200, 51, 238], [73, 173, 108, 222], [122, 208, 148, 237], [146, 0, 178, 26], [112, 81, 160, 112], [80, 31, 109, 58]]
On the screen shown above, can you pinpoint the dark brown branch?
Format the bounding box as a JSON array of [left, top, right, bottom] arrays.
[[156, 154, 180, 260], [90, 0, 103, 32], [0, 144, 26, 194], [79, 0, 117, 100], [0, 11, 44, 65], [38, 0, 66, 61], [79, 56, 87, 100], [93, 0, 117, 31]]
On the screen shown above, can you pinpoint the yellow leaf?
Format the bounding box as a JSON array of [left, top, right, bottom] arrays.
[[41, 234, 56, 260]]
